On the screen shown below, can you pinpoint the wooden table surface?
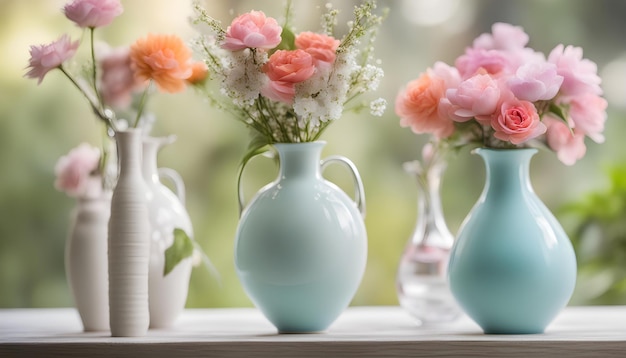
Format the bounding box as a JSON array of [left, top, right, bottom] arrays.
[[1, 306, 625, 357]]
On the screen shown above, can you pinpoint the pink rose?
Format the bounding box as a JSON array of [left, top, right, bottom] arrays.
[[25, 35, 80, 84], [473, 23, 529, 51], [508, 62, 563, 102], [548, 44, 602, 97], [395, 63, 459, 139], [222, 10, 282, 51], [295, 32, 340, 65], [491, 99, 546, 144], [567, 93, 607, 143], [545, 117, 586, 165], [261, 49, 315, 103], [63, 0, 123, 28], [446, 73, 500, 123], [99, 46, 144, 108], [54, 143, 101, 197]]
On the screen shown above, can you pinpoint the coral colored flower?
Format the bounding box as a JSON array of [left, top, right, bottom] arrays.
[[25, 35, 79, 84], [186, 61, 209, 85], [222, 10, 282, 51], [54, 143, 101, 197], [130, 34, 193, 93], [568, 93, 608, 143], [508, 62, 563, 102], [99, 46, 144, 108], [548, 44, 602, 97], [545, 117, 586, 165], [395, 63, 460, 139], [262, 49, 315, 103], [295, 32, 340, 65], [491, 99, 546, 144], [63, 0, 123, 28], [446, 73, 500, 123]]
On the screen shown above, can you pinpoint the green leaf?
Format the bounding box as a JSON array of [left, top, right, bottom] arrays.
[[549, 102, 568, 122], [163, 228, 194, 276], [273, 27, 296, 52]]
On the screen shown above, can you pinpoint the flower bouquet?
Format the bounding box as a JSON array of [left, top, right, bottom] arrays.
[[395, 23, 608, 334]]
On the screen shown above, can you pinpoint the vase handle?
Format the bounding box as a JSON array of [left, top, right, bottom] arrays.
[[321, 155, 366, 218], [158, 167, 186, 206]]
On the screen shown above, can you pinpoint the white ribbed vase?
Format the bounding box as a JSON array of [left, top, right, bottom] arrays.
[[108, 128, 150, 337]]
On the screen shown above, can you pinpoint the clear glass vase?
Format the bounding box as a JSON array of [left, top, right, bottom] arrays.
[[396, 151, 460, 324]]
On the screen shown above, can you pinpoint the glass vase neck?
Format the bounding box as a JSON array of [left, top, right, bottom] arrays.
[[273, 142, 325, 180]]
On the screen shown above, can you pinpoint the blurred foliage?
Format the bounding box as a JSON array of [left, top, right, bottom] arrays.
[[562, 166, 626, 305], [1, 0, 625, 309]]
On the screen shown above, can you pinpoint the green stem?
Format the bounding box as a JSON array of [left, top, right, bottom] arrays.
[[89, 27, 104, 110], [133, 81, 152, 128]]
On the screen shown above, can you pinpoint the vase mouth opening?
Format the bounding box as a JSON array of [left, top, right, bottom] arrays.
[[472, 147, 538, 156]]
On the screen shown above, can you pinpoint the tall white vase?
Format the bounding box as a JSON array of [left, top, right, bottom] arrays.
[[142, 136, 194, 329], [108, 128, 150, 337], [65, 190, 111, 331]]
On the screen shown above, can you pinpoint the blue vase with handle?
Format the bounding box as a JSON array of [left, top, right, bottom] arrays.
[[235, 141, 367, 333], [448, 148, 577, 334]]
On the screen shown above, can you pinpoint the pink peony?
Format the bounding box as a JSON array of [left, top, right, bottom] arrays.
[[395, 63, 460, 139], [63, 0, 123, 28], [25, 35, 79, 84], [567, 93, 608, 143], [446, 73, 500, 123], [508, 62, 563, 102], [99, 46, 144, 108], [545, 118, 586, 165], [491, 99, 546, 144], [222, 10, 282, 51], [261, 49, 315, 103], [54, 143, 101, 197], [295, 32, 340, 65], [454, 48, 514, 79], [473, 22, 529, 51], [548, 44, 602, 97]]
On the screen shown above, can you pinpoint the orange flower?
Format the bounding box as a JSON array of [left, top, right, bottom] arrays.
[[186, 61, 208, 85], [130, 33, 193, 93]]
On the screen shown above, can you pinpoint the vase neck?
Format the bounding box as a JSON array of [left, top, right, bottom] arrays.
[[274, 142, 325, 180], [116, 129, 143, 178], [476, 148, 537, 197], [141, 136, 167, 185]]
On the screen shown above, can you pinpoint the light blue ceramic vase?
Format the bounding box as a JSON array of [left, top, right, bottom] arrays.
[[235, 141, 367, 333], [448, 148, 577, 334]]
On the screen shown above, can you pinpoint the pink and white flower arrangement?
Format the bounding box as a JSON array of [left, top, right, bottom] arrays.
[[395, 22, 607, 165], [193, 1, 387, 148]]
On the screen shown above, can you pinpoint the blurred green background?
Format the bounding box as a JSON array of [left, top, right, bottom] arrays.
[[1, 0, 625, 309]]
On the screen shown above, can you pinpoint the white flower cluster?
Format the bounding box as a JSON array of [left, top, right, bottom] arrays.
[[221, 49, 267, 107]]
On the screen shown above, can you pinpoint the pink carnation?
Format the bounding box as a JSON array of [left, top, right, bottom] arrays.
[[491, 99, 546, 145], [261, 49, 315, 103], [567, 93, 608, 143], [548, 44, 602, 97], [63, 0, 123, 28], [25, 35, 79, 84], [54, 143, 101, 197], [508, 62, 563, 102], [222, 10, 282, 51], [295, 32, 340, 65], [99, 46, 144, 108], [545, 118, 586, 166]]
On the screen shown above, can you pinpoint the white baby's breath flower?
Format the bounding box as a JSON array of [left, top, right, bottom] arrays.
[[369, 98, 387, 116]]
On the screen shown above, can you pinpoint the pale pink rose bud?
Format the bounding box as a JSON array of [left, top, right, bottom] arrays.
[[568, 93, 608, 143], [548, 44, 602, 97], [491, 99, 546, 145], [508, 62, 563, 102], [222, 10, 282, 51], [446, 74, 500, 122], [25, 34, 80, 84], [54, 143, 101, 197], [63, 0, 123, 28], [545, 117, 586, 166], [295, 32, 340, 65]]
